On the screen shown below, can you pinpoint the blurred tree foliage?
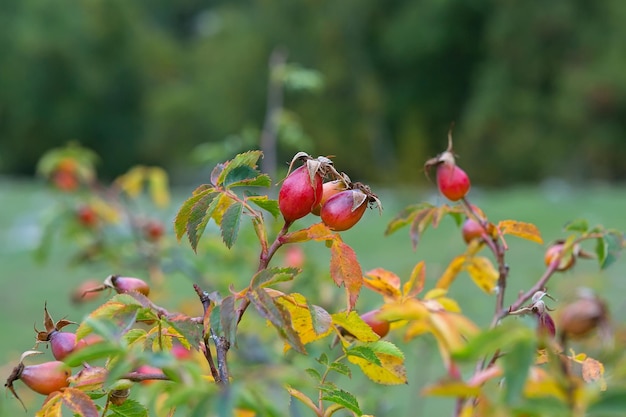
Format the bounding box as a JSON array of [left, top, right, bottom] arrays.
[[0, 0, 625, 185]]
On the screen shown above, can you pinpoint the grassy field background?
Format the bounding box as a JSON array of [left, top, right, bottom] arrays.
[[1, 179, 625, 416]]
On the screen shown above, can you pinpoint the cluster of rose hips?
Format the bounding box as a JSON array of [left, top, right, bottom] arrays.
[[278, 152, 381, 231], [4, 275, 157, 409]]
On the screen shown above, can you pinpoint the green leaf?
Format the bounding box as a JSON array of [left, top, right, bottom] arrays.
[[409, 207, 435, 250], [108, 398, 149, 417], [563, 218, 589, 233], [187, 191, 220, 252], [223, 165, 259, 187], [596, 230, 624, 269], [247, 195, 280, 218], [164, 315, 203, 350], [321, 388, 362, 416], [247, 288, 305, 353], [216, 150, 263, 186], [502, 337, 535, 406], [317, 353, 329, 365], [174, 187, 214, 241], [220, 202, 243, 248], [329, 362, 352, 378], [367, 340, 405, 359], [220, 296, 237, 347], [64, 342, 123, 368], [308, 302, 331, 336], [305, 368, 322, 381], [512, 397, 570, 417], [385, 203, 433, 236], [452, 322, 535, 362], [587, 389, 626, 416], [250, 267, 301, 289], [346, 345, 382, 367], [76, 295, 143, 340]]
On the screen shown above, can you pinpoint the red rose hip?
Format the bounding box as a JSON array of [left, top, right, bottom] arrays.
[[320, 189, 368, 231], [20, 361, 71, 395], [278, 164, 323, 223], [436, 162, 470, 201], [360, 309, 390, 338]]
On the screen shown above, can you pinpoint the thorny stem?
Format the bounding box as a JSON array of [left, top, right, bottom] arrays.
[[461, 197, 509, 318]]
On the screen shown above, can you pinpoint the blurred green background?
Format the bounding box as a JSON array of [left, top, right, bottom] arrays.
[[1, 1, 626, 416], [1, 0, 626, 185]]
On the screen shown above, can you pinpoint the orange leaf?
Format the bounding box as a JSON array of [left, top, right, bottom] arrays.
[[330, 240, 363, 310], [435, 255, 466, 290], [60, 388, 98, 417], [582, 357, 606, 390], [364, 268, 402, 302], [403, 261, 426, 298], [282, 222, 337, 243], [378, 299, 429, 322], [497, 220, 543, 244]]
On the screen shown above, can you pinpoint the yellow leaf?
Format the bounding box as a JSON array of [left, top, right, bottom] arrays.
[[582, 357, 606, 390], [234, 409, 256, 417], [91, 197, 121, 224], [116, 166, 146, 198], [524, 367, 568, 401], [404, 319, 431, 341], [286, 385, 319, 414], [403, 261, 425, 298], [378, 299, 429, 322], [36, 392, 62, 417], [423, 380, 482, 397], [148, 167, 171, 208], [348, 352, 407, 385], [429, 311, 478, 352], [424, 288, 448, 300], [424, 289, 461, 313], [497, 220, 543, 244], [212, 193, 234, 225], [332, 311, 380, 343], [364, 268, 402, 302], [436, 255, 466, 289], [466, 256, 498, 294], [276, 293, 332, 346]]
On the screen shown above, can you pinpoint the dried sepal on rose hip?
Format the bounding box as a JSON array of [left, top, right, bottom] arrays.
[[34, 303, 85, 361], [320, 182, 382, 231], [509, 291, 556, 342], [424, 127, 471, 201], [4, 350, 71, 410], [80, 274, 150, 298]]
